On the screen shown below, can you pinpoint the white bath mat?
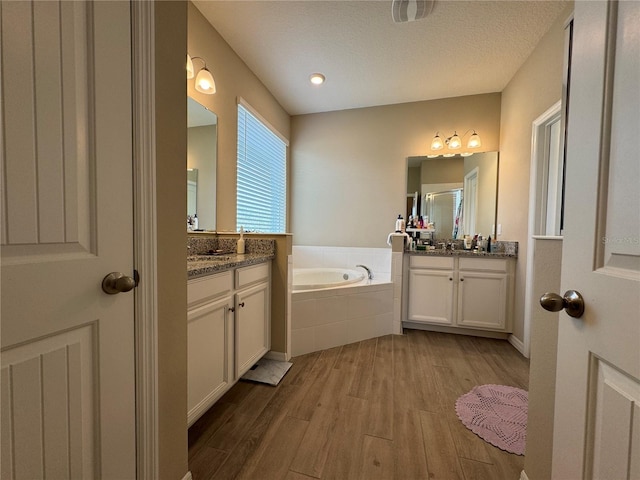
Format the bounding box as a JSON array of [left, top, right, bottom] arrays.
[[240, 358, 293, 386]]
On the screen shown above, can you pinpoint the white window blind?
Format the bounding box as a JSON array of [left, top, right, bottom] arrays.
[[237, 103, 287, 233]]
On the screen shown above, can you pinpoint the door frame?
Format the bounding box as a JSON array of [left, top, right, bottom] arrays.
[[132, 1, 160, 477], [523, 100, 562, 358]]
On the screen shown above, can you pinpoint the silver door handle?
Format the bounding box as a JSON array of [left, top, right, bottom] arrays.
[[540, 290, 585, 318], [102, 272, 136, 295]]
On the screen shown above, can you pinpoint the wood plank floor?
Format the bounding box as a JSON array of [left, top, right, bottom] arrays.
[[188, 329, 530, 480]]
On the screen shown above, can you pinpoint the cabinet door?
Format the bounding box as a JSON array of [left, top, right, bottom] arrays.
[[187, 295, 234, 426], [408, 269, 454, 325], [456, 271, 508, 331], [235, 281, 270, 378]]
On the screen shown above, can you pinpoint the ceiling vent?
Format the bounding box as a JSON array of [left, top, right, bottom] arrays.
[[391, 0, 435, 23]]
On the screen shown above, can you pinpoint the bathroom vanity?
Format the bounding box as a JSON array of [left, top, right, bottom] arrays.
[[403, 248, 516, 337], [187, 251, 273, 426]]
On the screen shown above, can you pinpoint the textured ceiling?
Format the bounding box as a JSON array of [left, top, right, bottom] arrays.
[[193, 0, 570, 116]]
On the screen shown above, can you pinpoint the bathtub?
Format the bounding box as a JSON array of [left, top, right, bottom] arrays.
[[292, 267, 365, 292], [291, 264, 394, 356]]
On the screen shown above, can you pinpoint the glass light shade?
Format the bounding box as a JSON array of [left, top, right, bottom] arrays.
[[186, 54, 194, 79], [443, 153, 455, 157], [195, 68, 216, 94], [427, 154, 440, 158], [430, 134, 444, 151], [310, 73, 325, 85], [461, 152, 473, 157], [467, 131, 481, 149], [448, 132, 461, 149]]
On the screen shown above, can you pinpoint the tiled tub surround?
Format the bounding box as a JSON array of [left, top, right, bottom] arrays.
[[291, 246, 394, 356], [187, 235, 275, 278]]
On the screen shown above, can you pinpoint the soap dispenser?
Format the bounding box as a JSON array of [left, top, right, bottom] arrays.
[[237, 226, 245, 254]]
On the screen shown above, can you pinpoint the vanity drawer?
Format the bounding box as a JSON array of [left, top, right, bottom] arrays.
[[410, 255, 454, 270], [235, 262, 270, 289], [459, 257, 509, 273], [188, 271, 233, 307]]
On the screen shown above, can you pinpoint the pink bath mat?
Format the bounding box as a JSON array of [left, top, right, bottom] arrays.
[[455, 384, 528, 455]]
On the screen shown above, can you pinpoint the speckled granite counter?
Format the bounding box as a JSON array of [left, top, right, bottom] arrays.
[[406, 249, 517, 259], [405, 240, 518, 258], [187, 236, 275, 279], [188, 252, 274, 279]]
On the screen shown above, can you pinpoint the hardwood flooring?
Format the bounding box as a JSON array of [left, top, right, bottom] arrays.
[[188, 329, 530, 480]]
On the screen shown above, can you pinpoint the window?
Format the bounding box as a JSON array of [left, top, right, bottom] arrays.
[[236, 101, 288, 233]]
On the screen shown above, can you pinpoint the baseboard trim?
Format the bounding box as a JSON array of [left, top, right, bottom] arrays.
[[264, 350, 289, 362], [509, 334, 526, 356], [520, 469, 530, 480], [182, 471, 193, 480]]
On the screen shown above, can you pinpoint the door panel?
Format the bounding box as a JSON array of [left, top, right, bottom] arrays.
[[1, 1, 136, 478], [2, 0, 91, 254], [589, 360, 640, 479], [552, 1, 640, 477]]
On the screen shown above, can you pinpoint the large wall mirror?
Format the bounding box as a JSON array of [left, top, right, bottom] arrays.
[[187, 96, 217, 231], [406, 151, 499, 239]]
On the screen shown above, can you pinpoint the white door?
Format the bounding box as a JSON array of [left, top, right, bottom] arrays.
[[1, 2, 136, 479], [550, 1, 640, 478]]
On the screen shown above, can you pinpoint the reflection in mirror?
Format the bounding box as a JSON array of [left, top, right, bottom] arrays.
[[407, 152, 498, 239], [187, 97, 217, 231], [187, 168, 198, 217]]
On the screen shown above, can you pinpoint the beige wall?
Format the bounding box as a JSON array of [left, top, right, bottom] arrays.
[[187, 2, 293, 356], [421, 157, 464, 185], [498, 4, 572, 343], [155, 2, 188, 478], [525, 238, 562, 480], [187, 2, 290, 232], [291, 93, 501, 247], [407, 166, 420, 195]]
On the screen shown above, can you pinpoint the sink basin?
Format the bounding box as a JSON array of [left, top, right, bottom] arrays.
[[187, 255, 232, 263]]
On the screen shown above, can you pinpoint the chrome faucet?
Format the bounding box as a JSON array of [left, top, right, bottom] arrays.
[[356, 264, 373, 280]]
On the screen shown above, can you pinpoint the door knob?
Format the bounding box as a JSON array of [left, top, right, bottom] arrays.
[[102, 272, 136, 295], [540, 290, 585, 318]]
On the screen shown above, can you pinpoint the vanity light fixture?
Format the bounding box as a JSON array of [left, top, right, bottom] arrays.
[[309, 73, 326, 85], [429, 129, 482, 157], [187, 54, 216, 95]]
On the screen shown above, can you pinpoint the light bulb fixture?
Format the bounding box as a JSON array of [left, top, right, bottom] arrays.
[[309, 73, 325, 85], [187, 55, 216, 95], [448, 132, 462, 150], [186, 54, 194, 79], [467, 130, 482, 149], [428, 129, 482, 157], [430, 132, 444, 151]]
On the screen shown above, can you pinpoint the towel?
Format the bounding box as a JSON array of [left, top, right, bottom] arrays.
[[387, 232, 411, 247]]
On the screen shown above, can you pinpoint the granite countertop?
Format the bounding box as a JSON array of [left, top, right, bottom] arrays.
[[187, 252, 274, 279], [406, 249, 517, 259]]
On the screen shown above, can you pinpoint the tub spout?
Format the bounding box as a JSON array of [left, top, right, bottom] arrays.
[[356, 264, 373, 280]]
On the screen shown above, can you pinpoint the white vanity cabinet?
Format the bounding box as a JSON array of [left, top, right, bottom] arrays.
[[187, 261, 271, 426], [187, 272, 234, 426], [406, 254, 514, 334], [408, 256, 455, 325], [457, 257, 512, 331], [234, 262, 271, 378]]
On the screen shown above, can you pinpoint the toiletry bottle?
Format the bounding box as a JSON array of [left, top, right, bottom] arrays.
[[193, 214, 198, 230], [487, 235, 492, 253], [395, 215, 404, 233], [237, 226, 245, 254]]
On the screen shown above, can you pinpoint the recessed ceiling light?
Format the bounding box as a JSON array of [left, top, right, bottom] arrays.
[[309, 73, 325, 85]]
